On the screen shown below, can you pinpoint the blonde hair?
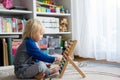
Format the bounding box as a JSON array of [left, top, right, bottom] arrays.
[[22, 18, 45, 40]]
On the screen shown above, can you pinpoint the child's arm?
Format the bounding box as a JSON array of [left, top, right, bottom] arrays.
[[26, 38, 55, 63]]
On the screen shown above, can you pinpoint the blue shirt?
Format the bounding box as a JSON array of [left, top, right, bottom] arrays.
[[26, 38, 55, 63]]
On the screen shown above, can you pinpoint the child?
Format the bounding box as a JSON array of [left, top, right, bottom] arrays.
[[13, 19, 60, 80]]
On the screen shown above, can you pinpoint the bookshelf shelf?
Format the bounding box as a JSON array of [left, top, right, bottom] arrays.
[[0, 32, 22, 35], [36, 12, 71, 16], [0, 9, 32, 14], [0, 32, 71, 35], [44, 32, 71, 34]]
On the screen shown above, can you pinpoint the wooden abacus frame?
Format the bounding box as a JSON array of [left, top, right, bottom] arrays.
[[59, 40, 86, 78]]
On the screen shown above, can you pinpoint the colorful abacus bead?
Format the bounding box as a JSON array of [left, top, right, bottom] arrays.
[[66, 47, 69, 52], [62, 57, 64, 60], [60, 66, 63, 70], [64, 52, 69, 56], [59, 69, 62, 73], [59, 66, 63, 74], [63, 53, 68, 59], [61, 62, 64, 66], [59, 61, 62, 66], [63, 59, 66, 63]]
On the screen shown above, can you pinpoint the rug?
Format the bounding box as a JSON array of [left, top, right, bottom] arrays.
[[0, 61, 120, 80]]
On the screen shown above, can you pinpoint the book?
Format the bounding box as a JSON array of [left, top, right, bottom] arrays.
[[12, 39, 22, 55], [3, 38, 9, 66], [0, 39, 3, 66], [6, 38, 13, 65]]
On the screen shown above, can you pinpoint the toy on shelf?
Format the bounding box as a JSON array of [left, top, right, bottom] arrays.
[[38, 36, 63, 55], [36, 0, 67, 14], [59, 18, 68, 32], [37, 0, 54, 5], [59, 40, 86, 78], [2, 0, 13, 9]]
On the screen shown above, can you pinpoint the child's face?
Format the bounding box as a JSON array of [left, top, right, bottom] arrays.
[[34, 32, 43, 42]]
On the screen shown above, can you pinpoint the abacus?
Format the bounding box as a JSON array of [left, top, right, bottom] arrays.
[[59, 40, 86, 78]]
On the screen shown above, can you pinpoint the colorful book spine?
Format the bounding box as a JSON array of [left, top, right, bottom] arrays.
[[7, 38, 13, 65], [0, 17, 26, 33]]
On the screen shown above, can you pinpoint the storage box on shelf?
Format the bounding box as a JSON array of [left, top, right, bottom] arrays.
[[36, 16, 59, 33], [38, 36, 63, 55]]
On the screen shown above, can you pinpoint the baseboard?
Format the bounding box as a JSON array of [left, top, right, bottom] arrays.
[[74, 55, 118, 64], [74, 55, 96, 61]]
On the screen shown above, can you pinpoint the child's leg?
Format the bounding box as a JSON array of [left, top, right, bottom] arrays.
[[19, 62, 49, 79], [35, 73, 45, 80], [36, 62, 60, 79], [19, 64, 40, 78], [37, 62, 51, 77]]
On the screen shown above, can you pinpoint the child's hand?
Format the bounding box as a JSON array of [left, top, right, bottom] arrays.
[[46, 64, 51, 68], [55, 57, 61, 62]]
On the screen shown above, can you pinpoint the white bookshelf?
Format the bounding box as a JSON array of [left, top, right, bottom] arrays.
[[0, 32, 22, 35], [0, 0, 73, 39], [44, 32, 71, 34], [0, 32, 71, 34]]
